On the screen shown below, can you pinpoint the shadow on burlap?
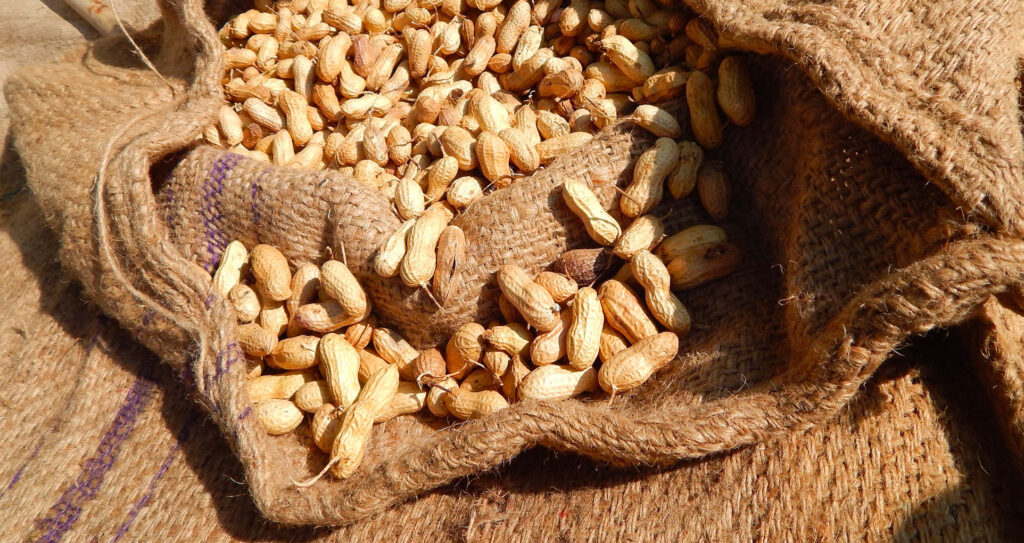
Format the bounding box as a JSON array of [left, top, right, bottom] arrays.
[[4, 0, 1024, 531]]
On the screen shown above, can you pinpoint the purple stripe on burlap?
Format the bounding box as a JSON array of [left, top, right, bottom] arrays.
[[237, 406, 252, 421], [108, 414, 196, 543], [213, 342, 241, 380], [200, 153, 241, 273], [32, 376, 156, 543]]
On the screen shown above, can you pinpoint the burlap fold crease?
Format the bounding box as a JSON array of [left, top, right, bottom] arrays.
[[5, 0, 1023, 526]]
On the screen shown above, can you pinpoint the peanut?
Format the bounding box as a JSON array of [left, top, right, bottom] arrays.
[[357, 348, 391, 383], [228, 283, 261, 323], [251, 244, 292, 301], [562, 179, 621, 246], [374, 381, 427, 422], [631, 251, 691, 335], [311, 403, 343, 453], [446, 322, 486, 378], [697, 162, 730, 221], [566, 286, 604, 369], [686, 70, 722, 149], [238, 322, 280, 357], [268, 335, 321, 370], [329, 364, 399, 478], [372, 327, 420, 380], [613, 214, 665, 260], [631, 104, 682, 138], [518, 364, 597, 401], [530, 310, 570, 365], [534, 272, 578, 303], [433, 225, 466, 306], [496, 264, 561, 332], [295, 380, 332, 412], [399, 203, 449, 288], [443, 387, 508, 419], [598, 280, 658, 344], [483, 322, 533, 358], [374, 219, 416, 278], [213, 240, 250, 297], [667, 141, 703, 199], [666, 242, 742, 290], [621, 138, 679, 218], [717, 56, 756, 127], [256, 399, 304, 434], [598, 331, 678, 393], [345, 315, 377, 350], [320, 260, 371, 322], [246, 370, 317, 403]]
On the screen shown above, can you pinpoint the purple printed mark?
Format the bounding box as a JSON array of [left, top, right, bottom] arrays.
[[33, 376, 156, 542], [108, 415, 196, 543], [141, 310, 155, 327], [0, 438, 45, 501], [200, 153, 241, 272], [237, 406, 252, 421], [213, 343, 241, 380], [160, 187, 174, 230]]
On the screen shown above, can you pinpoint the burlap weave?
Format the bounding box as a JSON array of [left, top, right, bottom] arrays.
[[5, 0, 1024, 528]]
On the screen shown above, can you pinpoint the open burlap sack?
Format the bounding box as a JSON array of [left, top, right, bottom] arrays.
[[6, 0, 1024, 527]]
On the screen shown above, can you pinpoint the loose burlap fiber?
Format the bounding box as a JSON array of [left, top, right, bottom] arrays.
[[5, 0, 1024, 529]]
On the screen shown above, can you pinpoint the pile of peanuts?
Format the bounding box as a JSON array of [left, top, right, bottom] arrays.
[[209, 0, 755, 481]]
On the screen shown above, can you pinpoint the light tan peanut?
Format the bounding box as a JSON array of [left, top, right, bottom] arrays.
[[566, 286, 604, 369], [312, 403, 343, 453], [559, 0, 589, 36], [446, 176, 483, 209], [387, 125, 412, 166], [246, 370, 316, 403], [483, 322, 533, 358], [251, 244, 292, 301], [655, 225, 727, 261], [631, 104, 682, 138], [288, 142, 324, 169], [500, 355, 528, 400], [439, 126, 478, 170], [482, 347, 511, 380], [598, 324, 628, 362], [667, 141, 703, 199], [225, 47, 258, 69], [295, 380, 332, 412], [685, 18, 718, 49], [512, 103, 541, 146], [341, 94, 393, 119], [613, 215, 665, 260], [427, 377, 457, 417], [461, 367, 495, 392], [443, 387, 508, 419], [268, 335, 321, 369], [584, 61, 636, 93], [621, 137, 679, 218], [329, 365, 399, 478], [372, 328, 420, 380], [497, 264, 561, 332], [258, 289, 289, 336], [464, 35, 496, 76], [494, 0, 529, 53], [598, 34, 654, 83], [213, 240, 250, 297], [666, 242, 742, 290], [518, 364, 597, 401], [238, 322, 279, 357], [500, 48, 554, 91], [562, 179, 621, 246], [338, 59, 367, 98], [400, 204, 448, 288], [295, 299, 362, 332], [345, 315, 376, 350], [229, 284, 261, 323], [598, 331, 678, 393], [412, 348, 447, 385], [366, 43, 404, 90], [536, 110, 570, 140], [218, 105, 244, 146], [537, 132, 593, 164], [475, 131, 512, 183], [319, 333, 362, 408], [357, 348, 390, 383], [427, 156, 459, 202], [598, 280, 658, 344], [285, 263, 320, 335], [317, 32, 351, 82], [534, 272, 577, 303], [538, 68, 585, 99], [320, 260, 371, 322], [395, 177, 426, 220], [446, 322, 486, 378], [697, 162, 730, 221], [643, 66, 689, 102], [631, 251, 691, 335], [433, 225, 466, 306], [511, 25, 542, 71], [530, 310, 571, 365], [474, 95, 512, 134], [497, 128, 539, 173], [407, 28, 431, 79], [256, 399, 304, 434], [686, 70, 723, 149], [277, 89, 313, 145], [271, 129, 294, 166], [291, 55, 316, 102], [374, 219, 416, 278], [498, 294, 523, 324], [363, 124, 389, 167], [353, 159, 384, 185], [554, 247, 614, 285], [374, 381, 427, 422]]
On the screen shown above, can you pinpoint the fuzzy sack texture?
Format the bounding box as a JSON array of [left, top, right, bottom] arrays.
[[5, 0, 1024, 528]]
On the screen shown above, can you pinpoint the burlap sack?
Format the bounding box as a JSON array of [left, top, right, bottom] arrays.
[[5, 0, 1024, 527]]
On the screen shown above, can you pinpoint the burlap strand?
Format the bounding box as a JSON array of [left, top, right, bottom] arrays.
[[5, 0, 1024, 526]]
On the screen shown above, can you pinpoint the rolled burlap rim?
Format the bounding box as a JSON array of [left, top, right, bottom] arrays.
[[9, 0, 1024, 526]]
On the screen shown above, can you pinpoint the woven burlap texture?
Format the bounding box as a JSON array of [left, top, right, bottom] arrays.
[[6, 0, 1024, 527]]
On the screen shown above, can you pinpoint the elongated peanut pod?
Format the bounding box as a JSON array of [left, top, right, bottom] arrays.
[[328, 364, 400, 479], [400, 204, 449, 288], [372, 327, 420, 380], [374, 219, 416, 278], [621, 138, 679, 218], [319, 334, 362, 409], [613, 215, 665, 260], [666, 242, 743, 290], [598, 332, 678, 393], [433, 225, 466, 306], [268, 335, 321, 370], [566, 287, 603, 369], [562, 179, 620, 246], [518, 365, 597, 401], [374, 381, 427, 422], [213, 241, 250, 297], [598, 280, 658, 344], [631, 251, 691, 335], [251, 244, 292, 301], [256, 399, 304, 434], [443, 388, 509, 419], [497, 264, 561, 332]]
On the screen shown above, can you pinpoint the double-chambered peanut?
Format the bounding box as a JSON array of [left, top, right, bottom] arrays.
[[400, 204, 449, 288], [598, 331, 679, 393], [443, 387, 509, 419], [228, 284, 261, 323], [621, 138, 679, 218], [256, 399, 304, 434], [329, 364, 399, 478], [518, 364, 597, 401], [268, 335, 321, 369], [251, 244, 292, 301], [496, 264, 561, 332], [598, 280, 658, 344], [433, 225, 466, 306], [562, 179, 620, 246], [631, 251, 691, 335], [566, 287, 603, 369], [446, 322, 486, 378], [321, 260, 371, 322], [319, 333, 362, 409], [246, 370, 316, 402], [613, 215, 665, 260], [666, 242, 743, 290]]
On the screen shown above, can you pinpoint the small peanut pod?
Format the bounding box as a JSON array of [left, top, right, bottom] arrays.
[[598, 280, 658, 344], [294, 380, 332, 412], [501, 355, 530, 401], [258, 289, 289, 336], [395, 177, 426, 220], [251, 244, 292, 301], [244, 98, 286, 132], [228, 284, 261, 323], [374, 219, 416, 278], [697, 162, 730, 222], [213, 240, 250, 297], [319, 333, 362, 409], [427, 377, 457, 417], [483, 348, 511, 380], [621, 138, 679, 218], [534, 272, 577, 303], [496, 0, 530, 53], [498, 128, 539, 173], [655, 225, 728, 261], [559, 0, 589, 36], [345, 315, 376, 351], [667, 242, 743, 290], [446, 322, 486, 378], [294, 300, 363, 333], [631, 104, 682, 138], [562, 179, 621, 246], [268, 335, 321, 370], [632, 251, 692, 335], [439, 126, 478, 170], [475, 131, 512, 184], [566, 287, 603, 369], [312, 403, 343, 453], [497, 264, 561, 332], [427, 156, 459, 202], [218, 105, 244, 146], [443, 387, 509, 419], [238, 322, 278, 357], [372, 327, 420, 380], [433, 225, 466, 306], [686, 70, 723, 149], [599, 324, 629, 362], [246, 370, 317, 403], [518, 365, 597, 402], [667, 141, 703, 199], [374, 381, 427, 422], [400, 203, 449, 288], [530, 311, 571, 365], [600, 34, 654, 83], [717, 56, 756, 127], [413, 348, 447, 386], [643, 66, 689, 103], [613, 215, 665, 260], [598, 331, 679, 393], [329, 365, 400, 478], [256, 399, 304, 435], [447, 176, 484, 209], [536, 132, 593, 164], [483, 323, 533, 359], [320, 260, 371, 323], [463, 35, 496, 76]]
